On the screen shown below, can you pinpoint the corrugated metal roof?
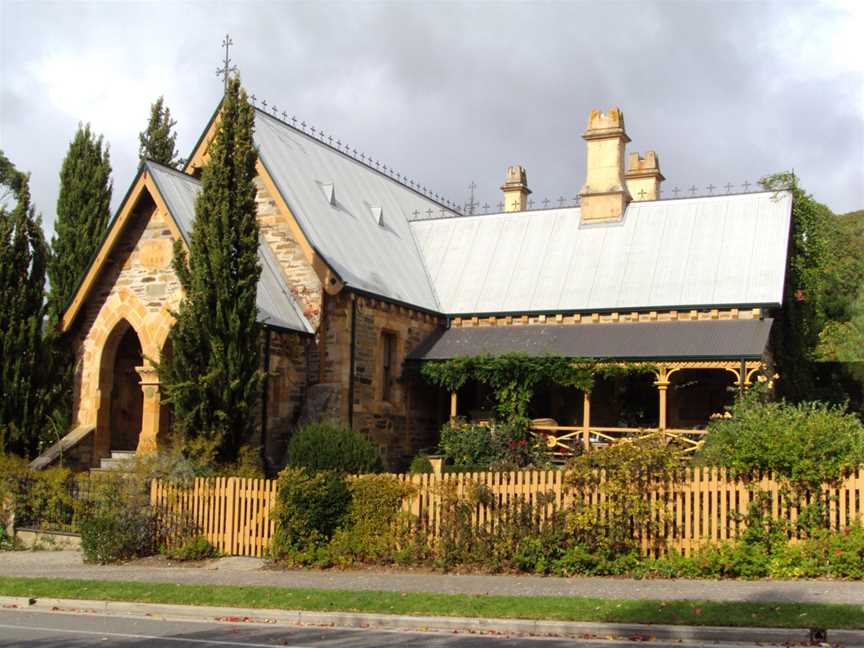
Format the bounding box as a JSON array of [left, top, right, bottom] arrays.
[[408, 319, 773, 361], [253, 111, 447, 312], [410, 192, 792, 315], [146, 161, 313, 333]]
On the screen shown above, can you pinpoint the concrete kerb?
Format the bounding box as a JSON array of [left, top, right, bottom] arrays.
[[1, 595, 862, 645]]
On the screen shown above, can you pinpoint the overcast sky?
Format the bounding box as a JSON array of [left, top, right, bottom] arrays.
[[1, 0, 861, 236]]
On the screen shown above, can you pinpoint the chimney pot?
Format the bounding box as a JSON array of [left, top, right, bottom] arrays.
[[625, 151, 664, 201], [500, 165, 531, 212], [579, 107, 631, 222]]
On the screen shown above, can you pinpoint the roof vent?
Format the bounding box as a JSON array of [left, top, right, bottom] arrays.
[[370, 206, 384, 226], [321, 182, 336, 206]]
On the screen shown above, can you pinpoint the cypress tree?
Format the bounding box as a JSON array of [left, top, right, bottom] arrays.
[[139, 96, 179, 167], [0, 151, 49, 457], [160, 77, 262, 462], [48, 124, 112, 321]]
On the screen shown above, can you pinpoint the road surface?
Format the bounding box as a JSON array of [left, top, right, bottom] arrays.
[[0, 608, 748, 647]]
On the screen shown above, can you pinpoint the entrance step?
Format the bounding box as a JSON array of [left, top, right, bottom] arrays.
[[99, 451, 136, 471]]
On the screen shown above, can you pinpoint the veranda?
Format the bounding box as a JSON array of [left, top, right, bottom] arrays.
[[445, 359, 764, 458]]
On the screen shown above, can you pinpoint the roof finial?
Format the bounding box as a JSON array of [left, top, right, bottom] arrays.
[[216, 34, 238, 92]]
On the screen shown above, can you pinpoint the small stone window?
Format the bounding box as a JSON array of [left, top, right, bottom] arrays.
[[381, 331, 397, 402]]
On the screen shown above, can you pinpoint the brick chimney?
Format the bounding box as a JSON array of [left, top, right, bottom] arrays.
[[625, 151, 664, 201], [579, 108, 631, 222], [501, 165, 531, 212]]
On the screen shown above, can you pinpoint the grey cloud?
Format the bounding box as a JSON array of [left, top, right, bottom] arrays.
[[1, 0, 860, 238]]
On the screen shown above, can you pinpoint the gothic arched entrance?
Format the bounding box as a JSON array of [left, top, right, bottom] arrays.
[[95, 319, 145, 460]]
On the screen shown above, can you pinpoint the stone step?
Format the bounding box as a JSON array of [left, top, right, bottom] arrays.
[[99, 452, 136, 471]]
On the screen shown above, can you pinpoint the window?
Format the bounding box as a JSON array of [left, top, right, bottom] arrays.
[[381, 332, 397, 402]]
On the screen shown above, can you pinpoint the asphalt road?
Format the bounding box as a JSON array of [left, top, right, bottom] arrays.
[[0, 609, 749, 647]]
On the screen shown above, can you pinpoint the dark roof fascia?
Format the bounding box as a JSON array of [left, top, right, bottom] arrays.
[[407, 353, 766, 364], [344, 286, 445, 319], [59, 163, 149, 331], [262, 320, 315, 337]]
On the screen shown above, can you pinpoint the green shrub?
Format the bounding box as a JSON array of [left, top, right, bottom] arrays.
[[77, 472, 155, 564], [700, 392, 864, 492], [439, 420, 500, 468], [438, 419, 546, 470], [564, 437, 685, 556], [408, 454, 433, 474], [270, 467, 350, 563], [284, 422, 382, 474], [164, 535, 218, 562], [329, 475, 415, 565], [80, 507, 155, 564]]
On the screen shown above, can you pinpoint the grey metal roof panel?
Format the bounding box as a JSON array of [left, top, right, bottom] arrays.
[[253, 111, 448, 312], [145, 161, 313, 334], [408, 319, 774, 361], [410, 191, 792, 315]]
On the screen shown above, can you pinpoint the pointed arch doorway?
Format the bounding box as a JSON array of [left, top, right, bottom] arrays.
[[95, 319, 145, 460]]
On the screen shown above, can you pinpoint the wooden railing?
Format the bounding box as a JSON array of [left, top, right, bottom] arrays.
[[531, 423, 707, 458], [150, 468, 864, 558]]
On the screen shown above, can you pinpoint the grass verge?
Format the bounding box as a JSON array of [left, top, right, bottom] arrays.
[[0, 576, 861, 629]]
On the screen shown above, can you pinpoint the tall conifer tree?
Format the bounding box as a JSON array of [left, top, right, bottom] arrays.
[[0, 151, 50, 457], [139, 96, 179, 167], [48, 124, 112, 321], [160, 77, 262, 462]]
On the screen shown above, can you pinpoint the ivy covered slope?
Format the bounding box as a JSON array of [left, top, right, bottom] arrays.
[[763, 173, 863, 407], [159, 76, 263, 463]]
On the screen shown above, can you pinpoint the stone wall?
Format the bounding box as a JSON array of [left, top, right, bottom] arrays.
[[70, 192, 180, 463], [325, 293, 444, 470], [262, 329, 315, 470], [254, 176, 323, 329]]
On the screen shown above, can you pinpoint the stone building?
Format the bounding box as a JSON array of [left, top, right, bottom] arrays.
[[39, 104, 793, 471]]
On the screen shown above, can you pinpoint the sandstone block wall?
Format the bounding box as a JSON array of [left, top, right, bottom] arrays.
[[70, 194, 180, 463], [255, 177, 323, 329], [321, 293, 444, 469]]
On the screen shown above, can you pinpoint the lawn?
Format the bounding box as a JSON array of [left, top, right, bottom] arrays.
[[0, 576, 861, 629]]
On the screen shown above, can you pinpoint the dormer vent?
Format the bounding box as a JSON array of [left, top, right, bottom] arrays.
[[321, 182, 336, 206], [371, 206, 384, 226]]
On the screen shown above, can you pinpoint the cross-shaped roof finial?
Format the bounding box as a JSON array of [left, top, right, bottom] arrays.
[[724, 182, 733, 193], [742, 180, 752, 191], [688, 185, 697, 196], [706, 183, 716, 195], [216, 34, 238, 92]]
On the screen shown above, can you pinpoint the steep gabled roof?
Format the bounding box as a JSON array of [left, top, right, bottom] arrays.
[[146, 161, 314, 334], [410, 191, 793, 316], [253, 111, 446, 312]]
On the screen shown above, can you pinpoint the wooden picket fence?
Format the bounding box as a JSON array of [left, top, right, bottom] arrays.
[[149, 468, 864, 558]]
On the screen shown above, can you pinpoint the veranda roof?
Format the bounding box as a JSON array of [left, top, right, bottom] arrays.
[[407, 319, 773, 361]]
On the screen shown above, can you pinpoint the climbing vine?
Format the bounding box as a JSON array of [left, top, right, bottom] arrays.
[[420, 354, 653, 428]]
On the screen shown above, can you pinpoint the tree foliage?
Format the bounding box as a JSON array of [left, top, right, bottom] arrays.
[[700, 388, 864, 492], [758, 172, 864, 408], [0, 151, 50, 456], [138, 96, 179, 167], [159, 76, 262, 462], [48, 123, 112, 321]]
